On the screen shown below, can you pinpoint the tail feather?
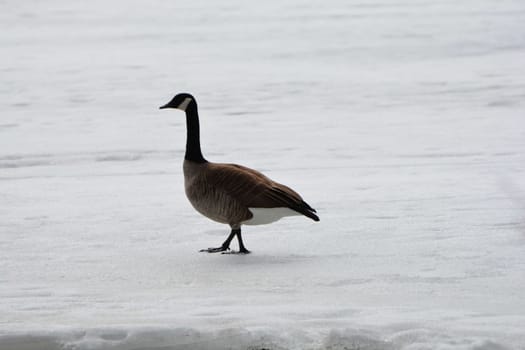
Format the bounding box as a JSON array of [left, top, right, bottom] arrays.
[[265, 186, 320, 222], [292, 200, 320, 222]]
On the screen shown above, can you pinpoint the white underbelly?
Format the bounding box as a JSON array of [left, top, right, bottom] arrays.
[[243, 207, 300, 226]]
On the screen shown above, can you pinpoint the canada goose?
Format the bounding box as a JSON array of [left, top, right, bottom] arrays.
[[160, 93, 319, 254]]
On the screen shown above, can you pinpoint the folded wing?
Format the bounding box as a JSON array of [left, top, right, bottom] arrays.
[[204, 163, 319, 221]]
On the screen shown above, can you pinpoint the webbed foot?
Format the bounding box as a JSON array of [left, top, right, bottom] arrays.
[[239, 248, 251, 254], [221, 249, 251, 255], [200, 246, 230, 253]]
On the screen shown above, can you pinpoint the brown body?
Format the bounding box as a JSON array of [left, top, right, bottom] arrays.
[[184, 160, 318, 228]]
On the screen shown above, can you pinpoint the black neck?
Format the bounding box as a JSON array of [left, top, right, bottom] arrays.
[[184, 103, 207, 163]]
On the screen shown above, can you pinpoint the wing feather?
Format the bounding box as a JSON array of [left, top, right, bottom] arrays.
[[204, 163, 319, 221]]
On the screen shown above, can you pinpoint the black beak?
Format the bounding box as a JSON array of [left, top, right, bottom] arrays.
[[159, 104, 169, 109]]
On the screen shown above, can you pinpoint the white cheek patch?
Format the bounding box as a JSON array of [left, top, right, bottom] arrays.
[[178, 97, 192, 111]]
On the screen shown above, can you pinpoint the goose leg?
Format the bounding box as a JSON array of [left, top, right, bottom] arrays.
[[200, 229, 236, 253], [235, 228, 251, 254]]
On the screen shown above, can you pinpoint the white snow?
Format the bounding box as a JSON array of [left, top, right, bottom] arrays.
[[1, 0, 525, 349]]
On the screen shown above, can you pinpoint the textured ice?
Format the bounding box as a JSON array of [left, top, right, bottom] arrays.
[[1, 0, 525, 349]]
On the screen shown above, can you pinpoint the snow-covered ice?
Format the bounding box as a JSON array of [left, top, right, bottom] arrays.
[[1, 0, 525, 349]]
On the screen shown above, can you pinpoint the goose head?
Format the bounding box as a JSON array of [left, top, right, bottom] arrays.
[[159, 93, 196, 111]]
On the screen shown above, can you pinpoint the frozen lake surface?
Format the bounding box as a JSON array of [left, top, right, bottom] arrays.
[[1, 0, 525, 349]]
